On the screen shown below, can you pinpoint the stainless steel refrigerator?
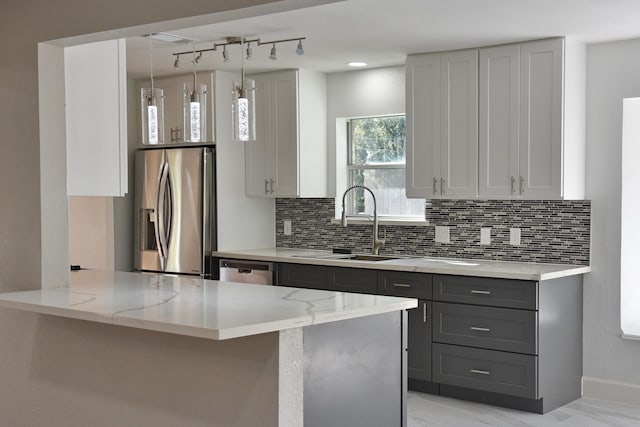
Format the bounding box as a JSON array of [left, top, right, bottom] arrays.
[[134, 146, 216, 277]]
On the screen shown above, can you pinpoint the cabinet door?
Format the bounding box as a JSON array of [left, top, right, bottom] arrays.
[[65, 39, 127, 196], [406, 53, 441, 198], [270, 70, 299, 197], [328, 267, 378, 294], [440, 49, 478, 198], [519, 39, 563, 198], [408, 300, 432, 381], [245, 73, 272, 196], [278, 263, 328, 290], [479, 45, 520, 198], [153, 76, 181, 143]]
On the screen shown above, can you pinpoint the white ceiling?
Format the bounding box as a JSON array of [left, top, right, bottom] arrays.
[[126, 0, 640, 79]]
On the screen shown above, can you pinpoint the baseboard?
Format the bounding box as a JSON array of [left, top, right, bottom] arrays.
[[582, 376, 640, 406]]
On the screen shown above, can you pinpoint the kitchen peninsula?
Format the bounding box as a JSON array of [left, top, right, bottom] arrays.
[[0, 270, 416, 427]]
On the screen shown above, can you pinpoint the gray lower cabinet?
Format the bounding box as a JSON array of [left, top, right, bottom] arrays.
[[432, 343, 538, 399], [407, 300, 431, 381], [271, 261, 582, 414], [278, 263, 329, 290], [432, 273, 583, 414]]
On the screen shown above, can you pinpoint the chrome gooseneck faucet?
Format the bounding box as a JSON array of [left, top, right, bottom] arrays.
[[341, 184, 385, 255]]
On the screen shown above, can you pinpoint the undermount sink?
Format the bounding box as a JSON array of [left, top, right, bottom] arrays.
[[344, 254, 402, 262], [291, 253, 405, 262]]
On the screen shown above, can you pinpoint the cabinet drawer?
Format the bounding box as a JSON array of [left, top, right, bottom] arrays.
[[378, 271, 432, 299], [328, 267, 378, 294], [433, 275, 537, 309], [433, 303, 538, 354], [278, 263, 328, 290], [433, 343, 538, 399]]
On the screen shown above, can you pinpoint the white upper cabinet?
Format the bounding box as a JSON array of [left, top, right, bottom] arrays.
[[479, 38, 569, 199], [245, 69, 328, 198], [136, 72, 215, 145], [406, 49, 478, 199], [65, 39, 127, 197], [479, 44, 521, 198]]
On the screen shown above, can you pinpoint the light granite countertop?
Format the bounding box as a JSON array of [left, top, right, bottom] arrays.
[[213, 248, 591, 281], [0, 269, 416, 340]]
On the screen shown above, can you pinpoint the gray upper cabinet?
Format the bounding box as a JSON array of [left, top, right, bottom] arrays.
[[406, 49, 478, 199], [479, 39, 564, 199]]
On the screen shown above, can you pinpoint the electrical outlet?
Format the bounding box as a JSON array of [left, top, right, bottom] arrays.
[[435, 226, 450, 243], [480, 227, 491, 245], [284, 220, 292, 236], [509, 228, 521, 245]]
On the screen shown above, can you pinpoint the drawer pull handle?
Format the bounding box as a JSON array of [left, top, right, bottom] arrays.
[[470, 290, 491, 295], [470, 369, 491, 376], [470, 326, 491, 332], [392, 283, 411, 288]]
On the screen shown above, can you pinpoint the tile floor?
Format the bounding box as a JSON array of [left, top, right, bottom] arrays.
[[408, 391, 640, 426]]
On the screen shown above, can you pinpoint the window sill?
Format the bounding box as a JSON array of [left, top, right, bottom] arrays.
[[621, 333, 640, 342], [330, 217, 429, 227]]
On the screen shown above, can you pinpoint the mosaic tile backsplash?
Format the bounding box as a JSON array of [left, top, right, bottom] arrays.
[[275, 199, 591, 266]]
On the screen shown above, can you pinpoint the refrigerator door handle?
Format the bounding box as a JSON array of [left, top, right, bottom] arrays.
[[157, 162, 170, 268]]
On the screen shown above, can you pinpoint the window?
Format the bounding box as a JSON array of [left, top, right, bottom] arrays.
[[346, 115, 424, 219], [621, 98, 640, 339]]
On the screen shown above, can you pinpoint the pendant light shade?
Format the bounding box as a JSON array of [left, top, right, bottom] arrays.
[[141, 36, 165, 145], [232, 78, 255, 142], [141, 87, 165, 144], [183, 82, 207, 142]]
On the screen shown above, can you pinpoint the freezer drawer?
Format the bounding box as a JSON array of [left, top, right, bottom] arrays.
[[219, 259, 274, 285]]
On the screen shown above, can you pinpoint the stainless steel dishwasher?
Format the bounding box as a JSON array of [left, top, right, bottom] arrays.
[[219, 259, 274, 285]]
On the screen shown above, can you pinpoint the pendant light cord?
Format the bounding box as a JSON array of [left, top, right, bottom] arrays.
[[149, 35, 154, 90]]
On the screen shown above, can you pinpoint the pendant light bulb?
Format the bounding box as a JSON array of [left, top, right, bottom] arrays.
[[296, 40, 304, 55], [269, 43, 277, 60]]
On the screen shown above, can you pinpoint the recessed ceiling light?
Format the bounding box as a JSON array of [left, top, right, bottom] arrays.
[[146, 33, 195, 43], [348, 62, 367, 67]]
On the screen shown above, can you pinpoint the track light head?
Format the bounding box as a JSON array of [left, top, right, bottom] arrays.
[[194, 51, 203, 64], [269, 43, 277, 61], [223, 45, 229, 62], [173, 55, 180, 69], [246, 43, 252, 60], [296, 40, 304, 56]]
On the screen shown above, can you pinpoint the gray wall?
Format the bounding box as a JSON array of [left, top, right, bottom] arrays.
[[0, 0, 332, 424]]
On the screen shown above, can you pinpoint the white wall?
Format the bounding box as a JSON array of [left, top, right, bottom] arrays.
[[1, 0, 330, 424], [327, 66, 405, 211], [582, 37, 640, 404], [215, 71, 275, 251]]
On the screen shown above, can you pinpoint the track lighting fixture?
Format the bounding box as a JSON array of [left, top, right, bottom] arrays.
[[173, 55, 180, 69], [170, 36, 306, 65]]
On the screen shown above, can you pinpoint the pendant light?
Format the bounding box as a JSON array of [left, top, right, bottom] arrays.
[[183, 43, 207, 143], [232, 37, 256, 142], [141, 36, 165, 144]]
